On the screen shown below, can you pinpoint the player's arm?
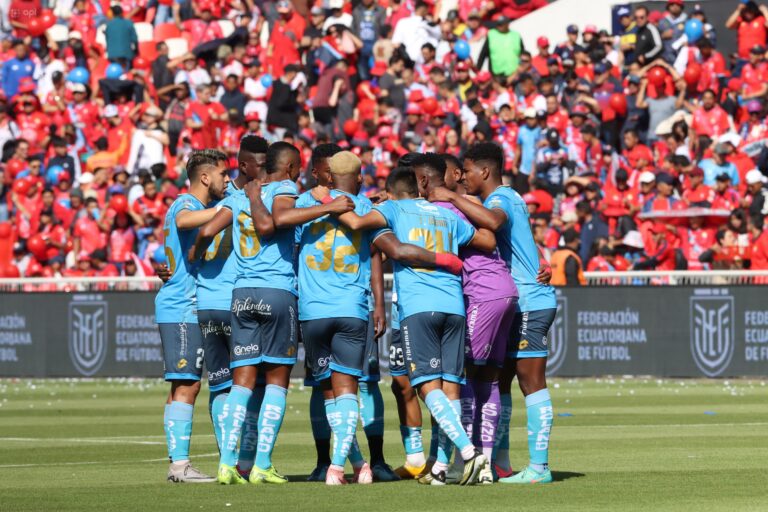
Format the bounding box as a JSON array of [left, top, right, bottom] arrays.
[[188, 207, 232, 262], [337, 209, 389, 231], [176, 207, 218, 230], [467, 227, 497, 253], [370, 249, 386, 339], [272, 194, 353, 229], [429, 187, 508, 231], [372, 232, 463, 274]]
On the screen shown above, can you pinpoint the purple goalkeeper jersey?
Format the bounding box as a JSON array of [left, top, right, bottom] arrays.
[[434, 201, 518, 304]]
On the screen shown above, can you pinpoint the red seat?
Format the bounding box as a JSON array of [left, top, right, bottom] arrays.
[[138, 41, 158, 61], [153, 23, 181, 41]]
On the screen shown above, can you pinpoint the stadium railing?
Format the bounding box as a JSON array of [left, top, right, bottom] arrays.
[[0, 270, 767, 292]]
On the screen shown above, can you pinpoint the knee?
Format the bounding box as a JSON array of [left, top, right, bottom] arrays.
[[172, 380, 201, 403], [518, 376, 546, 396]]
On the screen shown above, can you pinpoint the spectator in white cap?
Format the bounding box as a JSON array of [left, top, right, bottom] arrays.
[[744, 169, 768, 218], [126, 106, 169, 174]]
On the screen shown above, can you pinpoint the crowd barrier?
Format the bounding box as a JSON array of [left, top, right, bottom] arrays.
[[1, 281, 765, 378]]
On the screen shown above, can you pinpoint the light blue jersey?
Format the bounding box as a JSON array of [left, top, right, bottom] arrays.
[[373, 198, 475, 319], [297, 190, 374, 321], [196, 182, 239, 311], [484, 186, 556, 312], [227, 179, 298, 293], [155, 194, 205, 323]]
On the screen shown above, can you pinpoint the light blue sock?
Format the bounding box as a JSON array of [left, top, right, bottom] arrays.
[[219, 385, 251, 467], [310, 386, 331, 441], [525, 389, 553, 473], [331, 394, 359, 467], [237, 385, 264, 472], [428, 422, 440, 460], [326, 398, 364, 467], [166, 401, 194, 463], [424, 389, 474, 463], [163, 404, 171, 459], [493, 393, 513, 468], [255, 384, 287, 471], [358, 382, 384, 437], [209, 389, 228, 451], [399, 425, 423, 455]]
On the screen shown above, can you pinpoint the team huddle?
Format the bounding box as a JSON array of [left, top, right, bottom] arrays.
[[155, 136, 556, 486]]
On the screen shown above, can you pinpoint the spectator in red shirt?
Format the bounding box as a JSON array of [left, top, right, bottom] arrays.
[[185, 84, 226, 150], [682, 167, 715, 206], [749, 214, 768, 269], [622, 129, 653, 171], [132, 180, 165, 224], [726, 2, 768, 60], [692, 89, 733, 140], [712, 173, 742, 211]]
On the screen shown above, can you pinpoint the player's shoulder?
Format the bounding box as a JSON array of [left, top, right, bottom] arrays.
[[172, 193, 203, 213], [268, 179, 299, 196], [485, 186, 519, 208], [296, 190, 318, 208]]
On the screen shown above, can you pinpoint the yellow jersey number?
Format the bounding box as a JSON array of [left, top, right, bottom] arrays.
[[162, 227, 176, 274], [408, 227, 451, 272], [305, 221, 362, 273], [237, 211, 261, 257]]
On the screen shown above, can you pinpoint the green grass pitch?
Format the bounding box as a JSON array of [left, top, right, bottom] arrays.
[[1, 378, 766, 512]]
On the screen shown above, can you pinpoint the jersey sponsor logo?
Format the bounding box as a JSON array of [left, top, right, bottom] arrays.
[[231, 297, 272, 316], [546, 295, 567, 375], [207, 367, 231, 381], [429, 357, 440, 369], [690, 293, 735, 377], [234, 343, 259, 357], [200, 320, 231, 338], [68, 299, 108, 377], [414, 201, 440, 213], [317, 356, 330, 368], [176, 358, 187, 369]]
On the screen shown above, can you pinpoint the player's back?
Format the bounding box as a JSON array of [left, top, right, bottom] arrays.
[[483, 186, 555, 311], [297, 190, 372, 321], [155, 193, 205, 323], [373, 198, 474, 319], [235, 179, 298, 293], [196, 183, 238, 311]]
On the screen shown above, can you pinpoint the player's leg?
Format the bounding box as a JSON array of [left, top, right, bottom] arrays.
[[359, 314, 398, 481], [388, 327, 427, 478], [468, 297, 517, 482], [499, 308, 557, 485], [249, 288, 298, 484], [440, 313, 489, 486], [493, 310, 523, 478], [160, 322, 213, 483], [301, 318, 335, 482], [216, 289, 261, 484], [199, 310, 233, 453], [306, 371, 332, 481], [235, 377, 265, 478]]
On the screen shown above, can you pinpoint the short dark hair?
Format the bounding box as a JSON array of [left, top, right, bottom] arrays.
[[563, 228, 579, 244], [311, 143, 342, 169], [441, 153, 461, 170], [411, 152, 446, 178], [239, 134, 268, 157], [265, 141, 299, 174], [463, 142, 504, 174], [112, 4, 123, 16], [186, 150, 226, 181], [385, 167, 418, 196], [397, 152, 421, 168], [575, 200, 592, 214]]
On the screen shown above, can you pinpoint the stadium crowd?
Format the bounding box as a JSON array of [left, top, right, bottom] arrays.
[[1, 0, 768, 280]]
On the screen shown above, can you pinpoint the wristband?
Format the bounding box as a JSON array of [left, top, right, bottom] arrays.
[[435, 252, 463, 275], [320, 195, 333, 205]]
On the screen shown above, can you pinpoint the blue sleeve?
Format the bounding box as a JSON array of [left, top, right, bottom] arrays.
[[274, 180, 298, 197], [455, 217, 476, 247], [220, 194, 235, 210], [730, 164, 740, 185], [372, 201, 395, 228]]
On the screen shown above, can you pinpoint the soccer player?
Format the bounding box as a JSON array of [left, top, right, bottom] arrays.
[[414, 153, 518, 484], [189, 137, 268, 467], [215, 142, 355, 485], [300, 149, 463, 484], [429, 142, 557, 484], [156, 150, 231, 483], [336, 168, 495, 485]]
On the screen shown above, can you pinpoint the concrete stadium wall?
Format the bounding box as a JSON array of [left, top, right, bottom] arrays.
[[0, 287, 765, 378]]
